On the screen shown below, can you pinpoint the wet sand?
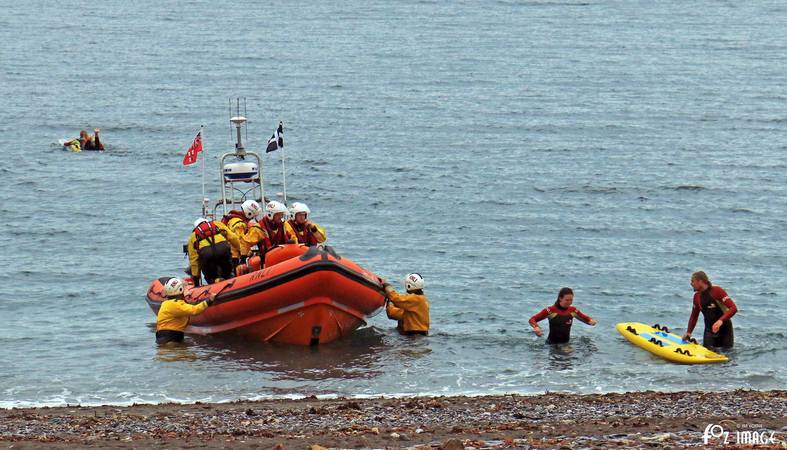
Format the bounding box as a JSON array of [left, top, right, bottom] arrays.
[[1, 390, 785, 449]]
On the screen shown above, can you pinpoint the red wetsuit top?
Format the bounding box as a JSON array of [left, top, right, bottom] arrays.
[[529, 304, 593, 344], [686, 285, 737, 334]]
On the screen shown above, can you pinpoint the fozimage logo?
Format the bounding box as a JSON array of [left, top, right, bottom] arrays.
[[703, 420, 779, 445]]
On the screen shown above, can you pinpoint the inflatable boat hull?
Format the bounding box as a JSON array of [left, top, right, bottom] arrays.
[[146, 245, 385, 346]]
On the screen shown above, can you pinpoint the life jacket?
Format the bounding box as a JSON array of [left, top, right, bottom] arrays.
[[221, 210, 248, 226], [287, 220, 318, 246], [221, 210, 249, 236], [193, 221, 221, 249], [261, 217, 288, 247]]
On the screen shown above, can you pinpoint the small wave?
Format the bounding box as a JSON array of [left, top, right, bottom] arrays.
[[673, 185, 705, 191], [575, 226, 602, 233], [743, 373, 778, 383], [730, 208, 757, 214], [563, 185, 619, 194]]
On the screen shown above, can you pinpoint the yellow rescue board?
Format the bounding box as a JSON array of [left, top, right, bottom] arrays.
[[616, 322, 728, 364], [58, 139, 81, 152]]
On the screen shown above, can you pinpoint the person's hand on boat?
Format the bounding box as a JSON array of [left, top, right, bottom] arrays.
[[205, 293, 217, 307], [681, 332, 691, 342]]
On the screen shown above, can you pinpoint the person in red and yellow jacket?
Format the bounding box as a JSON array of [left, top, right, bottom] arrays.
[[284, 202, 327, 246], [240, 220, 269, 260], [529, 287, 596, 344], [682, 271, 738, 348], [187, 218, 239, 286], [156, 277, 215, 344], [383, 273, 430, 336], [221, 200, 262, 267]]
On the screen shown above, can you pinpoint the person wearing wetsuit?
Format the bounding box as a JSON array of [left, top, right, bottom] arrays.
[[682, 271, 738, 348], [529, 287, 597, 344], [82, 128, 104, 150]]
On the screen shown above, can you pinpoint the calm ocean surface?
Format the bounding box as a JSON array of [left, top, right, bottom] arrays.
[[1, 0, 786, 407]]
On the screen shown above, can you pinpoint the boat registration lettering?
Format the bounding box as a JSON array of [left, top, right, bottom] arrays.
[[249, 270, 268, 282]]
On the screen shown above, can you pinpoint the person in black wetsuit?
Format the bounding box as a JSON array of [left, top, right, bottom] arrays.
[[681, 271, 738, 348], [528, 287, 597, 344]]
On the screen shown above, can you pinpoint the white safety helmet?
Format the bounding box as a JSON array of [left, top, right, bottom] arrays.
[[289, 202, 311, 219], [241, 200, 262, 219], [265, 200, 288, 221], [164, 277, 185, 297], [405, 273, 425, 291], [193, 217, 209, 228]]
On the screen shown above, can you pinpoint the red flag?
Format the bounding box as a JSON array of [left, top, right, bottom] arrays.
[[182, 131, 203, 165]]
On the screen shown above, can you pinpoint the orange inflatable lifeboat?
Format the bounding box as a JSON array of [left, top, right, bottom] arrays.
[[146, 244, 386, 346]]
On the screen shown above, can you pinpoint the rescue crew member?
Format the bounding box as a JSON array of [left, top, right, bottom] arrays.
[[240, 219, 269, 261], [284, 202, 327, 246], [156, 277, 214, 344], [529, 287, 597, 344], [682, 271, 738, 348], [221, 200, 261, 267], [383, 273, 430, 336], [260, 200, 292, 248], [187, 217, 238, 286], [239, 201, 289, 263]]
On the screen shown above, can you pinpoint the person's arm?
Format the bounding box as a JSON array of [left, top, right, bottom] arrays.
[[171, 299, 210, 316], [386, 301, 404, 320], [283, 221, 299, 244], [216, 221, 240, 251], [241, 225, 265, 256], [712, 287, 737, 332], [572, 308, 596, 326], [683, 297, 700, 340], [310, 222, 327, 243], [93, 129, 103, 150], [529, 308, 549, 336], [718, 298, 737, 322], [385, 289, 422, 310]]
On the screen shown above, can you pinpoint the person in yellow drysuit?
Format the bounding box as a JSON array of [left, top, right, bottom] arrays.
[[284, 202, 327, 246], [383, 273, 430, 336], [156, 277, 215, 344], [221, 200, 262, 268], [240, 200, 290, 262], [187, 218, 239, 286]]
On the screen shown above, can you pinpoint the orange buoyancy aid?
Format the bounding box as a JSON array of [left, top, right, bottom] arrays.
[[221, 210, 248, 226], [287, 221, 321, 246], [261, 217, 289, 247]]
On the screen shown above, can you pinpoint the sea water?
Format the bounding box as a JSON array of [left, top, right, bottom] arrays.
[[0, 0, 785, 407]]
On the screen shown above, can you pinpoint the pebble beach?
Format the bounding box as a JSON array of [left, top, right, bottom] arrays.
[[2, 390, 785, 449]]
